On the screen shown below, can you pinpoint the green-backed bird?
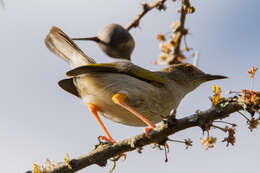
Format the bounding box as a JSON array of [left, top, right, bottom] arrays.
[[45, 26, 227, 143]]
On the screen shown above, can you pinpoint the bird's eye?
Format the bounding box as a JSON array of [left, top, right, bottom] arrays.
[[185, 66, 194, 72]]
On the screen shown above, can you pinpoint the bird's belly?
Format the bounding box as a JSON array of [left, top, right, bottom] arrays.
[[85, 94, 169, 126], [76, 73, 175, 127]]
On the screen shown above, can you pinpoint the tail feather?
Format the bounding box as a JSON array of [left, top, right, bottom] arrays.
[[45, 26, 96, 68]]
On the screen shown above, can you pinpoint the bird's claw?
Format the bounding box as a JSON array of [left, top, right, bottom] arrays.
[[98, 136, 116, 144], [145, 126, 155, 138], [97, 136, 127, 161]]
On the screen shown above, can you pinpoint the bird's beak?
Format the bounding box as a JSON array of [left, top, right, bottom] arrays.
[[203, 74, 228, 81], [71, 36, 100, 42]]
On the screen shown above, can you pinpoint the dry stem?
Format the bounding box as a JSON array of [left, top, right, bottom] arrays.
[[26, 99, 243, 173]]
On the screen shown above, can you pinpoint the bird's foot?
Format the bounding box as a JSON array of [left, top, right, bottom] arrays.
[[98, 136, 116, 144], [97, 136, 126, 161], [145, 125, 156, 138]]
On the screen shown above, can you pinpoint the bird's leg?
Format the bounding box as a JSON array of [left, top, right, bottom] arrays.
[[112, 93, 156, 137], [88, 103, 127, 161], [87, 103, 116, 143]]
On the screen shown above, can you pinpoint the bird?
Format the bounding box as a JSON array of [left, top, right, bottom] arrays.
[[72, 23, 135, 61], [45, 26, 227, 143]]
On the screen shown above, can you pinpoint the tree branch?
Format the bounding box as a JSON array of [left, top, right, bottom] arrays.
[[125, 0, 167, 31], [152, 0, 194, 65], [26, 98, 246, 173], [169, 0, 192, 64]]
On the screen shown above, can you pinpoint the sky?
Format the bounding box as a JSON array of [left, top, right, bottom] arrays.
[[0, 0, 259, 172]]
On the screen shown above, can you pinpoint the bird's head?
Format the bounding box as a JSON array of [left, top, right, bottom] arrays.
[[161, 63, 227, 92]]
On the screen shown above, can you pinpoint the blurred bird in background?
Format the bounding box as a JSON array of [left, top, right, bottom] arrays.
[[72, 24, 135, 61]]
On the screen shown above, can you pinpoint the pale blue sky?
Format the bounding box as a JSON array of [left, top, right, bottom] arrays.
[[0, 0, 259, 172]]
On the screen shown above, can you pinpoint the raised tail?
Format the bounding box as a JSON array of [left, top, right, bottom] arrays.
[[45, 26, 96, 68]]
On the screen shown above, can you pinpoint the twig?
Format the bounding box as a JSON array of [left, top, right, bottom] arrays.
[[238, 111, 250, 121], [169, 0, 192, 64], [212, 125, 227, 132], [26, 98, 243, 173], [125, 0, 167, 31], [214, 120, 236, 127], [109, 160, 116, 173], [126, 0, 193, 65], [167, 139, 186, 144]]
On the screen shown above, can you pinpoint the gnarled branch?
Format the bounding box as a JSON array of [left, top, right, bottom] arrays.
[[26, 98, 245, 173]]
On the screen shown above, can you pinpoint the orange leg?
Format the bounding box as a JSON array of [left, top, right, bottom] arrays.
[[112, 93, 156, 137], [87, 103, 116, 143]]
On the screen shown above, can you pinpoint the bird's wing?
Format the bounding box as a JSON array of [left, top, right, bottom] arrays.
[[58, 78, 80, 97], [66, 63, 165, 86], [45, 26, 96, 68]]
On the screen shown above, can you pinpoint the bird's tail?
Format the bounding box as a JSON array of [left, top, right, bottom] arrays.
[[45, 26, 96, 68]]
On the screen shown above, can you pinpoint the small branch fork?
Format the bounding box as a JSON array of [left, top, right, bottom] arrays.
[[170, 0, 192, 64], [125, 0, 167, 31], [26, 98, 243, 173], [126, 0, 193, 65]]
